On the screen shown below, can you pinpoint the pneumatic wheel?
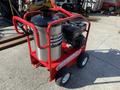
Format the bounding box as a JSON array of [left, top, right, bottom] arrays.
[[77, 53, 89, 68], [55, 68, 71, 86]]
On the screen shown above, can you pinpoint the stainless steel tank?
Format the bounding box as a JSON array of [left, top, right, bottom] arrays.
[[31, 14, 62, 61]]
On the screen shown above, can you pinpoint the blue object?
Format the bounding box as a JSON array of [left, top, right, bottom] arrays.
[[31, 14, 60, 27]]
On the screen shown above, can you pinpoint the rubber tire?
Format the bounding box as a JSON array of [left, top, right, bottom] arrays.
[[77, 53, 89, 68], [55, 68, 71, 86]]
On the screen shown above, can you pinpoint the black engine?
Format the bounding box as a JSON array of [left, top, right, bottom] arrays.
[[62, 21, 86, 48]]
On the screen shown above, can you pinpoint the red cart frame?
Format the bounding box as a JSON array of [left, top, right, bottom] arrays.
[[13, 0, 91, 82]]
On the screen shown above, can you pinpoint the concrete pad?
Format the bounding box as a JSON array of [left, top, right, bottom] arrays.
[[0, 26, 17, 40], [87, 16, 120, 50], [0, 45, 120, 90]]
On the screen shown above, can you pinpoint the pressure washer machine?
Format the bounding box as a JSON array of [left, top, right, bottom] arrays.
[[13, 0, 91, 86]]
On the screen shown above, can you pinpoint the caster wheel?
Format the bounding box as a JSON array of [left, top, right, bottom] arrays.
[[55, 68, 71, 86], [77, 53, 89, 68]]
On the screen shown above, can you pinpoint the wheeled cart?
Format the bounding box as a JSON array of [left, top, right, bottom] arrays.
[[13, 1, 91, 86]]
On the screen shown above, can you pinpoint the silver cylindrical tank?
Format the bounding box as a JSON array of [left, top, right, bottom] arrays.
[[31, 14, 62, 61]]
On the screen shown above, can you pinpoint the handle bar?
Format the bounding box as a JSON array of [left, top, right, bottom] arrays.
[[13, 16, 48, 49], [13, 7, 90, 49]]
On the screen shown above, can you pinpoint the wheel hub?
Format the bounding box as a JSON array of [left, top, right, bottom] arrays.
[[62, 73, 70, 84], [82, 57, 88, 66]]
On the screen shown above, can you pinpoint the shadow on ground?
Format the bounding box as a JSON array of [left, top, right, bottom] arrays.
[[64, 49, 120, 89], [0, 17, 12, 27]]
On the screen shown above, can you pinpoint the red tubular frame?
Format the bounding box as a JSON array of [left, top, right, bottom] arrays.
[[13, 3, 91, 81]]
